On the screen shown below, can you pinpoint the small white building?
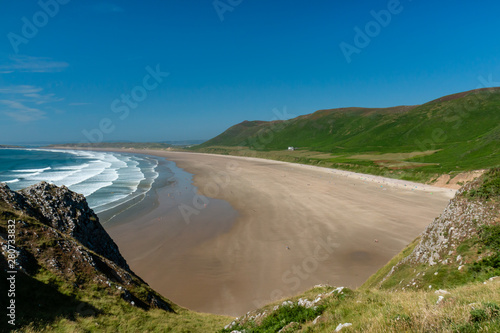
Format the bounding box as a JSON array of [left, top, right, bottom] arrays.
[[288, 146, 295, 151]]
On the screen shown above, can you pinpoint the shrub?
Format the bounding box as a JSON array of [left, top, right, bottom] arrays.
[[470, 302, 500, 323], [479, 224, 500, 249], [470, 309, 488, 323], [466, 168, 500, 200], [220, 304, 325, 333]]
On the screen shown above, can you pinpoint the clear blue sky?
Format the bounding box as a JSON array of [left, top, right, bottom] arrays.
[[1, 0, 499, 144]]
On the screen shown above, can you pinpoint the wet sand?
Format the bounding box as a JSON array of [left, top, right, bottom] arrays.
[[84, 149, 454, 316]]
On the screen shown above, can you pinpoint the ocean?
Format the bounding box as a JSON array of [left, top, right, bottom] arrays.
[[0, 148, 170, 215]]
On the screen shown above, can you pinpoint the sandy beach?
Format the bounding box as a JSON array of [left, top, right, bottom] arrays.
[[96, 149, 455, 316]]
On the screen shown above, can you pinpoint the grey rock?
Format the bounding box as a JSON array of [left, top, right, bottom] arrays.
[[0, 182, 129, 271]]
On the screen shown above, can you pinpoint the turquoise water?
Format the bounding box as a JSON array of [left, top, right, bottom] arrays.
[[0, 148, 169, 214]]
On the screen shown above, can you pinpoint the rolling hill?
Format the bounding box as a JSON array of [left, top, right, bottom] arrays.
[[193, 88, 500, 181], [1, 159, 498, 332]]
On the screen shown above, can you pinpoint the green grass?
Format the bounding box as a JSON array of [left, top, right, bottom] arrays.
[[469, 224, 500, 277], [361, 237, 420, 290], [304, 282, 500, 332], [191, 88, 500, 181], [452, 302, 500, 333], [0, 202, 229, 333], [191, 145, 446, 182], [465, 168, 500, 200], [360, 169, 500, 295], [2, 142, 500, 332], [365, 224, 500, 293], [217, 282, 500, 333], [1, 258, 229, 333], [221, 304, 325, 333]]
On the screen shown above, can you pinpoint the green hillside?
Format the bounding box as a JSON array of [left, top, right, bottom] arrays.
[[0, 183, 228, 332], [2, 158, 499, 332], [193, 88, 500, 181], [218, 169, 500, 332]]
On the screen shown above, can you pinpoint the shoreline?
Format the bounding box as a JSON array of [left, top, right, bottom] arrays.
[[49, 146, 458, 194], [48, 148, 455, 316], [97, 155, 174, 226]]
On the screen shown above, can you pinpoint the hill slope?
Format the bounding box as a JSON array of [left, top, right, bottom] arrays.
[[218, 169, 500, 332], [0, 183, 228, 332], [0, 171, 499, 332], [363, 168, 500, 290], [194, 88, 500, 181]]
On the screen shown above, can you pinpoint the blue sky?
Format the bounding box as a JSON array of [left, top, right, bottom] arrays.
[[0, 0, 499, 144]]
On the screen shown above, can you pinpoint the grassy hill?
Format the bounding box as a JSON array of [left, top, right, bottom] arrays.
[[193, 88, 500, 182], [218, 169, 500, 332], [0, 183, 228, 332], [2, 90, 500, 331], [2, 170, 498, 332]]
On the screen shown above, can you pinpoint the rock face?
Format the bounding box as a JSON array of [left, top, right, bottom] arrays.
[[379, 172, 500, 284], [0, 182, 173, 312], [0, 182, 129, 271], [402, 179, 499, 266]]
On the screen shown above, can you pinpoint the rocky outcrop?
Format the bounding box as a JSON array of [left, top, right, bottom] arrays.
[[402, 179, 498, 267], [0, 182, 172, 312], [379, 171, 500, 285], [224, 286, 347, 331], [0, 182, 129, 271]]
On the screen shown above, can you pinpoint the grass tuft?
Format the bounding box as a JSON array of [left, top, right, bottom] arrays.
[[465, 168, 500, 200]]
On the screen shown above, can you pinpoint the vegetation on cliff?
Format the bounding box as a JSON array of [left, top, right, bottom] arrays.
[[218, 169, 500, 332], [1, 168, 499, 332], [0, 183, 228, 332], [191, 88, 500, 182]]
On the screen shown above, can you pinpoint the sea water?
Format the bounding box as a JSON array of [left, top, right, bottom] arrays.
[[0, 148, 167, 214]]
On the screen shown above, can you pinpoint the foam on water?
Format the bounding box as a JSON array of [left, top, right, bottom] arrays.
[[0, 148, 162, 215], [12, 166, 52, 173]]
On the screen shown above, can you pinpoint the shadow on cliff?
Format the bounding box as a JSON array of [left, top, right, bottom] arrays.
[[0, 254, 98, 332]]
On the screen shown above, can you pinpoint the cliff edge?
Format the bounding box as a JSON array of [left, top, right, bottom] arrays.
[[0, 182, 175, 331]]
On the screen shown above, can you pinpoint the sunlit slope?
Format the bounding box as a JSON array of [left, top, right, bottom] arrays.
[[196, 88, 500, 173]]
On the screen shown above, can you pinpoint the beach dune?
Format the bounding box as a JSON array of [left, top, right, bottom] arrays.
[[106, 150, 454, 316]]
